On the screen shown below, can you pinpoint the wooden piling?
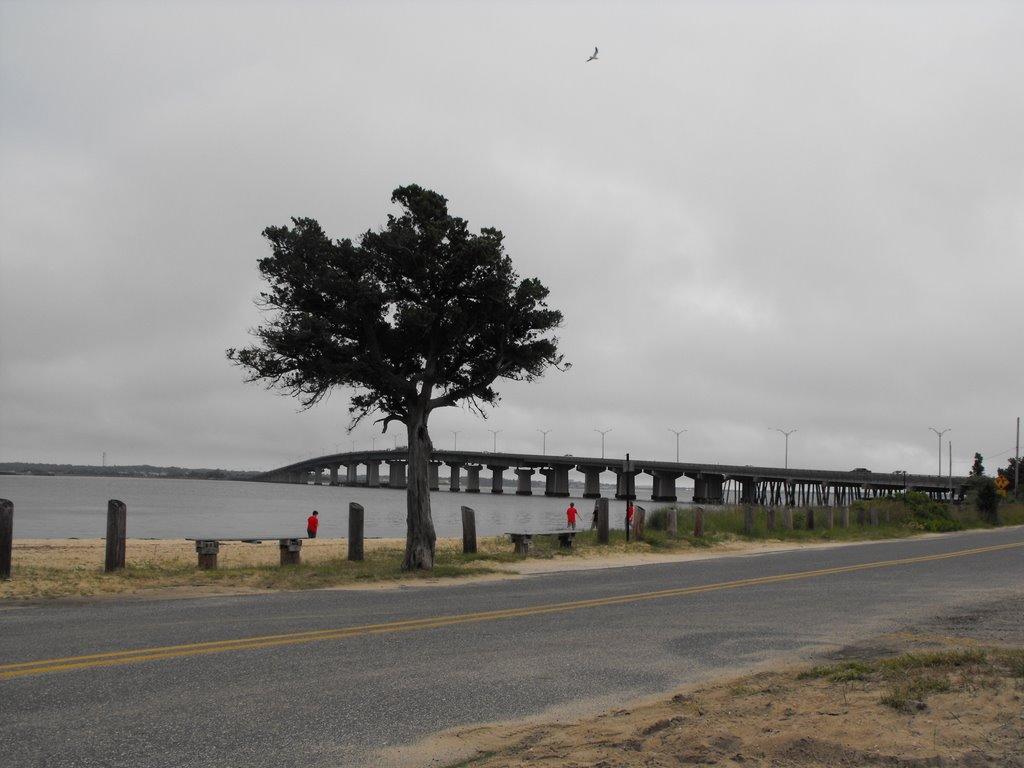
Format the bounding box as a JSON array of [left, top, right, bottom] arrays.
[[597, 498, 609, 544], [634, 506, 646, 541], [870, 507, 879, 527], [461, 506, 477, 554], [279, 538, 302, 566], [841, 508, 850, 528], [826, 509, 834, 530], [743, 506, 755, 536], [806, 508, 815, 530], [693, 507, 704, 538], [782, 509, 794, 530], [348, 502, 364, 561], [104, 500, 126, 572], [767, 508, 776, 531], [0, 499, 12, 580], [667, 507, 678, 537]]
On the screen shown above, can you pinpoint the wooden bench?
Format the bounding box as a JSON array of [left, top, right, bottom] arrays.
[[186, 537, 306, 569], [506, 529, 579, 556]]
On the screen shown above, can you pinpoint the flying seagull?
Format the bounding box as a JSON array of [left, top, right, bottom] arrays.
[[586, 46, 598, 62]]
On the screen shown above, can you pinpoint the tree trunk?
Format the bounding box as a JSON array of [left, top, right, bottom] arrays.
[[403, 409, 437, 570]]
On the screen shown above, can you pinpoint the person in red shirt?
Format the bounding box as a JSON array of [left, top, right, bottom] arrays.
[[625, 502, 634, 542], [306, 510, 319, 539], [566, 502, 579, 530]]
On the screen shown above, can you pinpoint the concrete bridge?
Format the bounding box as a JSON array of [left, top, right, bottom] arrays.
[[257, 450, 967, 506]]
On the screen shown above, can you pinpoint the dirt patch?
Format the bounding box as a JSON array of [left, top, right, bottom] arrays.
[[385, 597, 1024, 768]]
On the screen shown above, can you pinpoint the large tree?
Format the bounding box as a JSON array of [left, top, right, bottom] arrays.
[[227, 185, 566, 569]]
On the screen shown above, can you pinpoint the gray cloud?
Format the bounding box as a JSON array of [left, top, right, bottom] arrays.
[[1, 1, 1021, 476]]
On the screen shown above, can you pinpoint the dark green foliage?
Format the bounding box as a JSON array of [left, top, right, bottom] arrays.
[[228, 185, 566, 422], [998, 457, 1020, 494], [973, 477, 1000, 524], [893, 491, 963, 532], [970, 452, 985, 477]]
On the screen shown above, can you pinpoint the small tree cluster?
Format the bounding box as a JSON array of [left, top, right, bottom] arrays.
[[969, 452, 985, 477]]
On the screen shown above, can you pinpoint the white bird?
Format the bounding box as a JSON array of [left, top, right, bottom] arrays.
[[586, 46, 598, 62]]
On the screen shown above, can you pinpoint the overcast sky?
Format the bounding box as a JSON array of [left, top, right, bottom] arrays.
[[1, 0, 1021, 477]]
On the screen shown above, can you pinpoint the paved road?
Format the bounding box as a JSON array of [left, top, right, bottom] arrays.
[[2, 528, 1023, 767]]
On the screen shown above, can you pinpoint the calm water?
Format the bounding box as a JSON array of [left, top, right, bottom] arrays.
[[0, 475, 687, 539]]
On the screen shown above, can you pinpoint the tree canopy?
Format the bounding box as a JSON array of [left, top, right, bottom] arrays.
[[228, 184, 567, 568]]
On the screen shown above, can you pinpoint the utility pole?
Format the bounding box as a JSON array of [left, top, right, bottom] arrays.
[[771, 428, 797, 469], [488, 429, 502, 453], [668, 428, 687, 463], [537, 429, 551, 455], [371, 437, 377, 450], [594, 428, 612, 459], [102, 451, 106, 468], [1016, 416, 1021, 501], [928, 427, 949, 476], [450, 431, 459, 451]]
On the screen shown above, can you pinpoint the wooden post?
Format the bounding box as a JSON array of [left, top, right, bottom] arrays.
[[856, 507, 867, 527], [693, 507, 704, 538], [826, 509, 834, 530], [743, 506, 755, 536], [667, 507, 678, 537], [0, 499, 12, 580], [806, 508, 815, 530], [782, 508, 794, 530], [195, 540, 219, 569], [279, 538, 302, 566], [870, 507, 879, 527], [634, 506, 646, 541], [767, 508, 776, 531], [597, 498, 609, 544], [104, 499, 126, 572], [841, 508, 850, 528], [348, 502, 364, 561], [461, 506, 477, 554]]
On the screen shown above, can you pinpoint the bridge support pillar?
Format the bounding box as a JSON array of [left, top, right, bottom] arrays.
[[428, 462, 440, 491], [346, 463, 359, 485], [365, 460, 380, 487], [387, 461, 407, 489], [329, 465, 340, 486], [652, 471, 680, 501], [487, 465, 508, 494], [689, 473, 724, 504], [738, 477, 757, 504], [578, 466, 603, 498], [540, 466, 570, 497], [447, 462, 462, 492], [313, 468, 325, 485], [515, 468, 535, 495], [614, 470, 639, 501], [464, 465, 481, 493]]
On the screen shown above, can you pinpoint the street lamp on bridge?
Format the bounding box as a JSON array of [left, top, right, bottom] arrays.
[[537, 429, 551, 455], [771, 427, 797, 469], [488, 429, 502, 453], [450, 430, 460, 450], [668, 427, 687, 463], [594, 428, 612, 459], [928, 427, 950, 477]]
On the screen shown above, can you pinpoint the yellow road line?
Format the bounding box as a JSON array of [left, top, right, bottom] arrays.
[[3, 540, 1021, 681]]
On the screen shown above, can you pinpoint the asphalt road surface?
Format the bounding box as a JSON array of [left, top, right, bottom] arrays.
[[2, 528, 1023, 767]]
